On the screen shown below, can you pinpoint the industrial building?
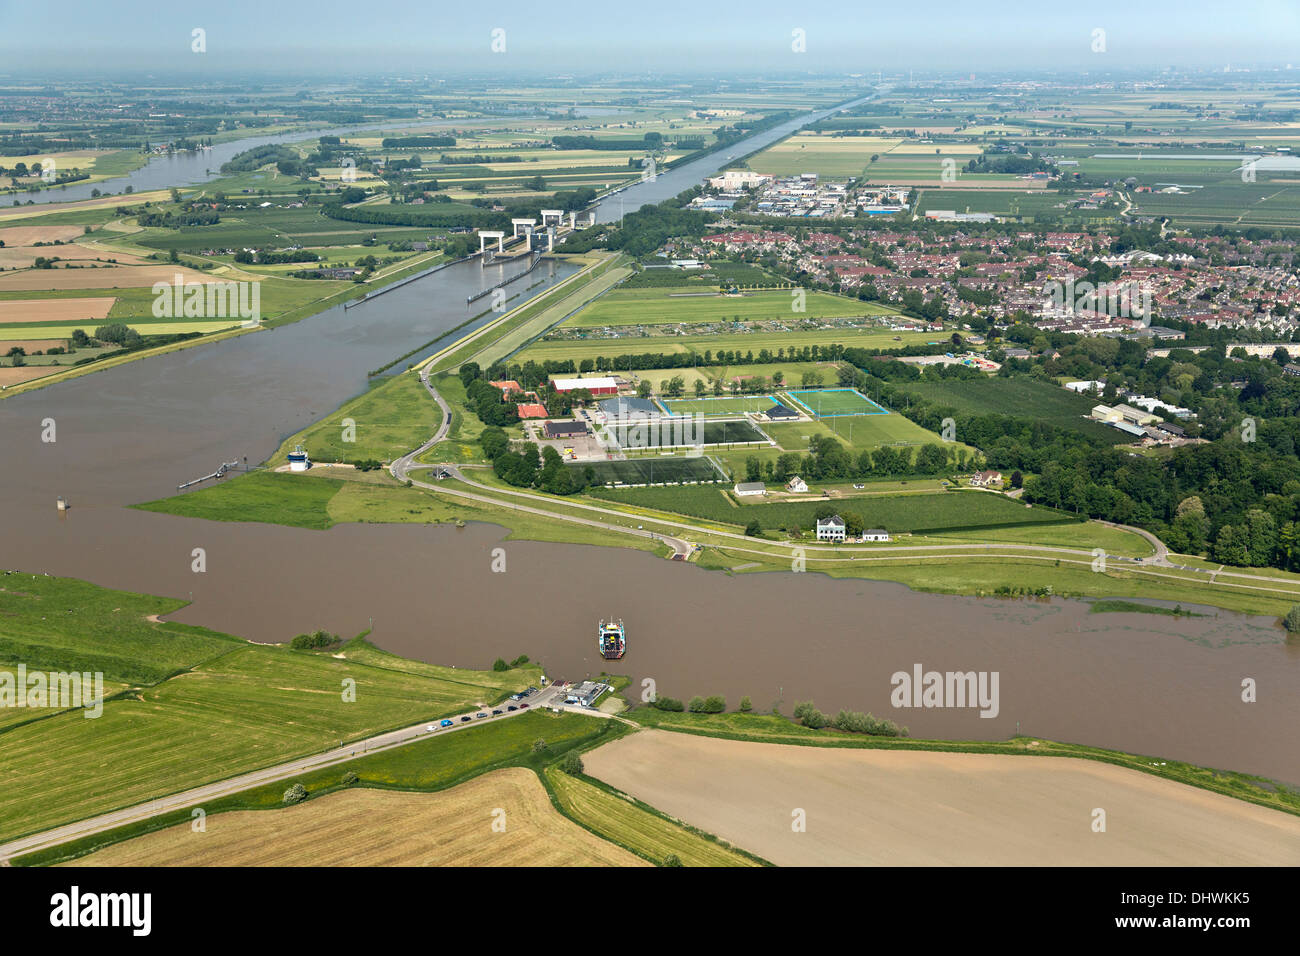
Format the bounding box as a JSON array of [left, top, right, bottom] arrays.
[[551, 376, 619, 397]]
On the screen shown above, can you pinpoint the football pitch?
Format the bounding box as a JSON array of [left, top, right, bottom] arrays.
[[786, 388, 888, 418]]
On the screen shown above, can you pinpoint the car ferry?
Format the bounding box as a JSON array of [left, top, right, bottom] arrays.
[[598, 619, 625, 660]]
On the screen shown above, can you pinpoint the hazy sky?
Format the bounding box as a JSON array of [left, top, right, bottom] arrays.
[[2, 0, 1298, 76]]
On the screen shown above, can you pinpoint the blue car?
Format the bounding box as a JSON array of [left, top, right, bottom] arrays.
[[439, 719, 454, 728]]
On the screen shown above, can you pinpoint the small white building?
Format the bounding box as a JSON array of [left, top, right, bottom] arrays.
[[734, 482, 766, 497], [785, 475, 808, 493], [816, 515, 846, 542], [863, 529, 890, 542]]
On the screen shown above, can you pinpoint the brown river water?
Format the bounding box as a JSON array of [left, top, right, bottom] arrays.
[[1, 256, 1298, 785]]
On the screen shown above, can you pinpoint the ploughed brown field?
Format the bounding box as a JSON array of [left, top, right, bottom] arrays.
[[583, 731, 1300, 866], [64, 769, 647, 867], [0, 298, 116, 324]]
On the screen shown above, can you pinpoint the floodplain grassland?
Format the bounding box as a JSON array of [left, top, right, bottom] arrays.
[[266, 368, 442, 467], [0, 572, 542, 842]]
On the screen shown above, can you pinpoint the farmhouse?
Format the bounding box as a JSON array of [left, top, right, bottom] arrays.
[[734, 481, 766, 497], [785, 476, 808, 493], [551, 376, 618, 397], [815, 515, 846, 542], [970, 470, 1002, 488], [490, 379, 524, 398]]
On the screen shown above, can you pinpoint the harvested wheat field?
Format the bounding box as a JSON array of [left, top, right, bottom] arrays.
[[0, 265, 217, 292], [0, 366, 59, 387], [0, 298, 116, 324], [583, 731, 1300, 866], [66, 768, 647, 867], [0, 225, 86, 246]]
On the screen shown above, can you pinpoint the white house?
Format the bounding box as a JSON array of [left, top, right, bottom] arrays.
[[785, 475, 808, 493], [970, 470, 1002, 488], [863, 529, 890, 542], [816, 515, 846, 542]]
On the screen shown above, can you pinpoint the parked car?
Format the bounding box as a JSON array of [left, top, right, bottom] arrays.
[[440, 719, 454, 728], [519, 703, 529, 709], [507, 705, 518, 711], [492, 709, 503, 715], [460, 716, 471, 722], [475, 712, 487, 719]]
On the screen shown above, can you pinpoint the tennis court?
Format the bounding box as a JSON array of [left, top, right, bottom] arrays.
[[785, 387, 889, 418], [660, 394, 782, 417]]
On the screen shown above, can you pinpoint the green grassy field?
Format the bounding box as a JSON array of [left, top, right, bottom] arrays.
[[896, 377, 1119, 440], [587, 485, 1079, 535], [0, 571, 238, 686], [766, 411, 943, 450], [561, 287, 893, 328], [2, 645, 541, 836], [135, 470, 343, 529], [267, 369, 440, 466], [516, 327, 941, 365]]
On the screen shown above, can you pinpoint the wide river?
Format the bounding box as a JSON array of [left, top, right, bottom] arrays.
[[1, 95, 1297, 785]]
